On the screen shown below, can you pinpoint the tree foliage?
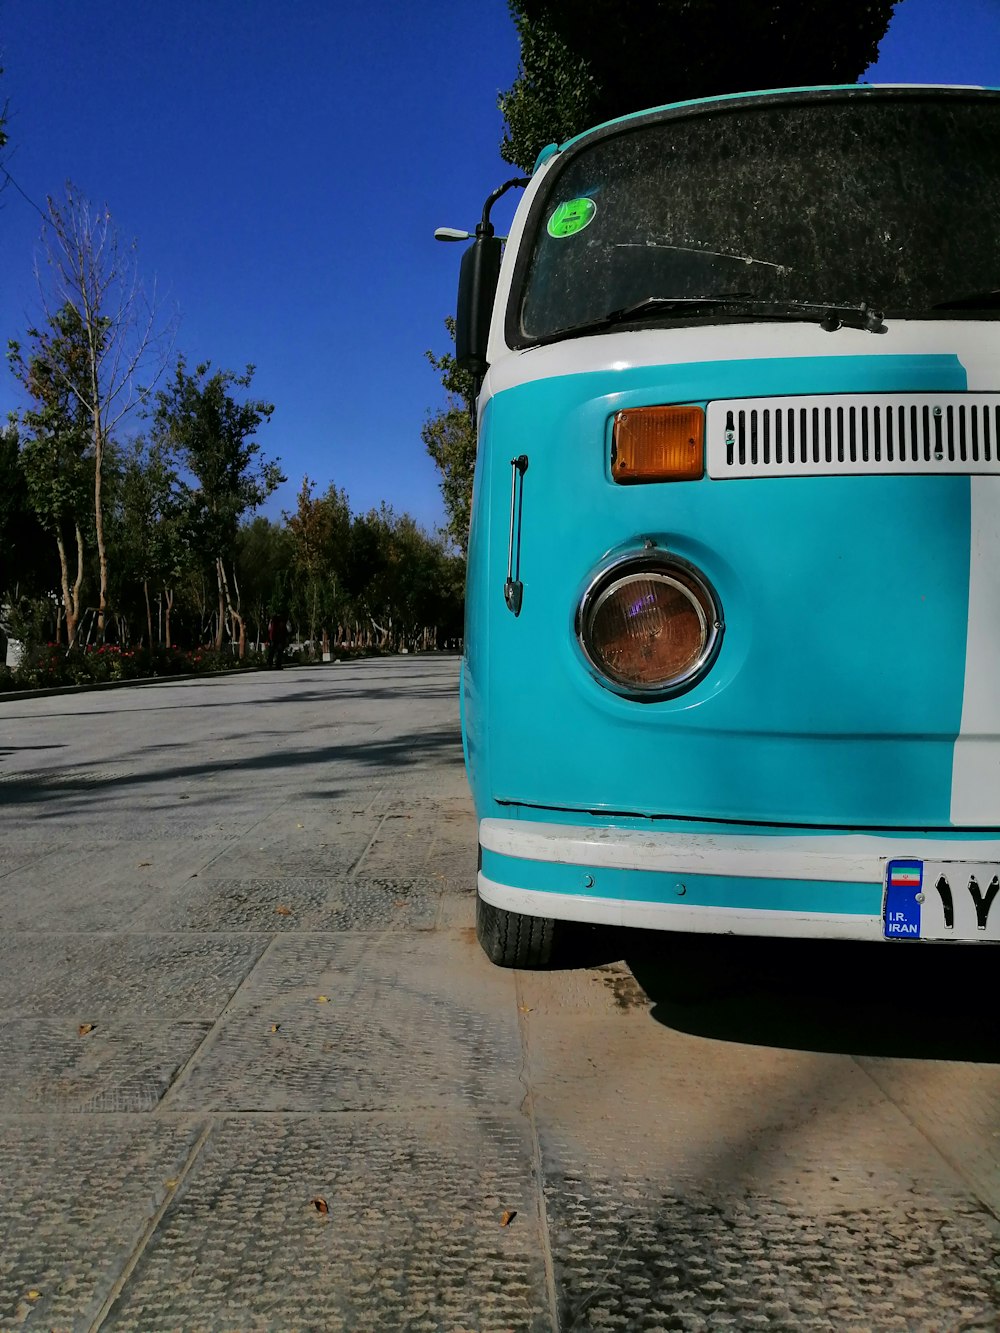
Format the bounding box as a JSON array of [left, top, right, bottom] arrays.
[[151, 359, 284, 656], [0, 420, 52, 596], [422, 318, 479, 555], [8, 303, 97, 644], [500, 0, 899, 169]]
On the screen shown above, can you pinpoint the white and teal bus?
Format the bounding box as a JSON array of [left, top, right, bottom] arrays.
[[445, 85, 1000, 967]]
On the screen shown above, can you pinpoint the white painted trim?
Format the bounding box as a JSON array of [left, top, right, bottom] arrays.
[[951, 475, 1000, 824], [482, 322, 1000, 403], [480, 817, 1000, 884], [478, 874, 882, 940]]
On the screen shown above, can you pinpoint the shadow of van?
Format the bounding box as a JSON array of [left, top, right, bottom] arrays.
[[616, 930, 1000, 1062]]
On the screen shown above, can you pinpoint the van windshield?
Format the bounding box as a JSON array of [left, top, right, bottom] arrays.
[[514, 93, 1000, 343]]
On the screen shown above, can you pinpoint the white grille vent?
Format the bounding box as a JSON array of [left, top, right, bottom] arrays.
[[706, 394, 1000, 478]]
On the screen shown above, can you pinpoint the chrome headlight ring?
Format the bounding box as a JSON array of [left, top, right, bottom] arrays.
[[576, 550, 724, 700]]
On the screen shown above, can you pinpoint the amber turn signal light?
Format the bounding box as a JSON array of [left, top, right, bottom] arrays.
[[611, 405, 704, 483]]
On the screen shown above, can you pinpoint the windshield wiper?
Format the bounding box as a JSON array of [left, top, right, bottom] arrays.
[[560, 294, 887, 339], [931, 288, 1000, 311]]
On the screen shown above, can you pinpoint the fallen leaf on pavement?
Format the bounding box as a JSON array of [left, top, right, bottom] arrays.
[[393, 900, 406, 908], [270, 1024, 281, 1033], [164, 1179, 178, 1189], [78, 1023, 96, 1036], [138, 861, 151, 868], [311, 1196, 330, 1214], [296, 823, 304, 829], [274, 905, 292, 916], [317, 995, 330, 1003], [518, 1006, 533, 1014], [500, 1210, 517, 1227]]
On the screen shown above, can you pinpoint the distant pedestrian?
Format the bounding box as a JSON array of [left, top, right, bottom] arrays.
[[267, 612, 289, 669]]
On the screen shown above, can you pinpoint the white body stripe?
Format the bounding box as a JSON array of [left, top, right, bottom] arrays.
[[951, 475, 1000, 824], [483, 321, 1000, 403], [480, 818, 1000, 882]]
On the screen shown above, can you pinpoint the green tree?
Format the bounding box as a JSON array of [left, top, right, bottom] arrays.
[[422, 318, 478, 555], [0, 420, 53, 599], [152, 358, 284, 657], [500, 0, 899, 169], [285, 476, 352, 643], [234, 517, 294, 647], [113, 436, 188, 648], [8, 304, 96, 645]]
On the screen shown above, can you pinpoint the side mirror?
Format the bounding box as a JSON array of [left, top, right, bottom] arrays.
[[455, 234, 502, 377]]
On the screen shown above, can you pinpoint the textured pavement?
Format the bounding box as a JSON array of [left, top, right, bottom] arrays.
[[1, 656, 1000, 1331]]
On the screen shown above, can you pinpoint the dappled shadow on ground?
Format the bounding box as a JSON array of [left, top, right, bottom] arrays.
[[0, 656, 462, 721], [624, 931, 1000, 1062], [0, 726, 463, 818]]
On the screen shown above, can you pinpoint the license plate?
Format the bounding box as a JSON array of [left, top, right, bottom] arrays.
[[883, 859, 1000, 941]]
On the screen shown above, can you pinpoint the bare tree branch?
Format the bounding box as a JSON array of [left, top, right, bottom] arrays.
[[31, 184, 177, 632]]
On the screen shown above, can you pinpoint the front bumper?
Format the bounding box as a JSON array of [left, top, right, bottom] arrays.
[[478, 818, 1000, 941]]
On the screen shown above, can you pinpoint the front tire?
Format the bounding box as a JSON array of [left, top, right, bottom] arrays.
[[476, 892, 556, 968]]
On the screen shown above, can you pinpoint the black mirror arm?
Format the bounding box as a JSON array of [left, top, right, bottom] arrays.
[[478, 178, 530, 239]]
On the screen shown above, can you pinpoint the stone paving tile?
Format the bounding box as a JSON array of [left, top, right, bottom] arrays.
[[545, 1170, 1000, 1331], [0, 1117, 206, 1330], [859, 1057, 1000, 1219], [312, 877, 440, 932], [210, 828, 377, 880], [0, 934, 268, 1019], [357, 795, 477, 886], [0, 821, 249, 844], [0, 1019, 212, 1112], [166, 933, 521, 1112], [518, 964, 1000, 1330], [145, 875, 441, 932], [0, 867, 189, 933], [102, 1114, 551, 1333]]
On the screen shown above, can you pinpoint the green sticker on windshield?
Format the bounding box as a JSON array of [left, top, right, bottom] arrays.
[[547, 197, 596, 238]]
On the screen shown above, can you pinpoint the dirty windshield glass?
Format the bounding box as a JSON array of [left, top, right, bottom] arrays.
[[515, 94, 1000, 341]]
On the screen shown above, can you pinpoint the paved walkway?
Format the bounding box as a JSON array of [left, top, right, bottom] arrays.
[[1, 656, 1000, 1331]]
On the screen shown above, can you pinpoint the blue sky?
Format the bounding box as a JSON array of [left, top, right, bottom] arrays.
[[1, 0, 998, 538]]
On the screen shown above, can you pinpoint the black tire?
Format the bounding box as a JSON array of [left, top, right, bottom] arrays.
[[476, 892, 556, 968]]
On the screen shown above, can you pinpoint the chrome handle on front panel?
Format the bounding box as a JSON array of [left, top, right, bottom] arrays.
[[504, 454, 528, 616]]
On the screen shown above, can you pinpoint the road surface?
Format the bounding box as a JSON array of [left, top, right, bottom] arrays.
[[1, 656, 999, 1330]]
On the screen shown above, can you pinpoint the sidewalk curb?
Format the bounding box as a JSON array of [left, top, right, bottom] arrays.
[[0, 666, 254, 704]]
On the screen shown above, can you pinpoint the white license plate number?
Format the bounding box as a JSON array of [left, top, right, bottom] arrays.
[[884, 859, 1000, 941]]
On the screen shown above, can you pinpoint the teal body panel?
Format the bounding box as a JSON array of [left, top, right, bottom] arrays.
[[481, 848, 878, 915], [463, 352, 973, 831]]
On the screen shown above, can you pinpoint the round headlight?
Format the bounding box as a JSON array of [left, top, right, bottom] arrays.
[[578, 555, 722, 696]]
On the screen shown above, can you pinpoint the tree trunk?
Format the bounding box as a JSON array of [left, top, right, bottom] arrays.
[[55, 531, 75, 648], [215, 560, 226, 650], [92, 406, 109, 637], [164, 587, 174, 648], [217, 557, 246, 659], [143, 579, 153, 651]]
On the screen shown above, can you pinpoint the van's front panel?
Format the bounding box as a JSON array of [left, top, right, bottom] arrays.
[[466, 326, 1000, 940], [461, 86, 1000, 944]]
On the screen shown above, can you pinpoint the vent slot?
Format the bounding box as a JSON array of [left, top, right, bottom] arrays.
[[707, 394, 1000, 478]]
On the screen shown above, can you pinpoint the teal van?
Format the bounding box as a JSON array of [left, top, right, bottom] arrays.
[[445, 85, 1000, 967]]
